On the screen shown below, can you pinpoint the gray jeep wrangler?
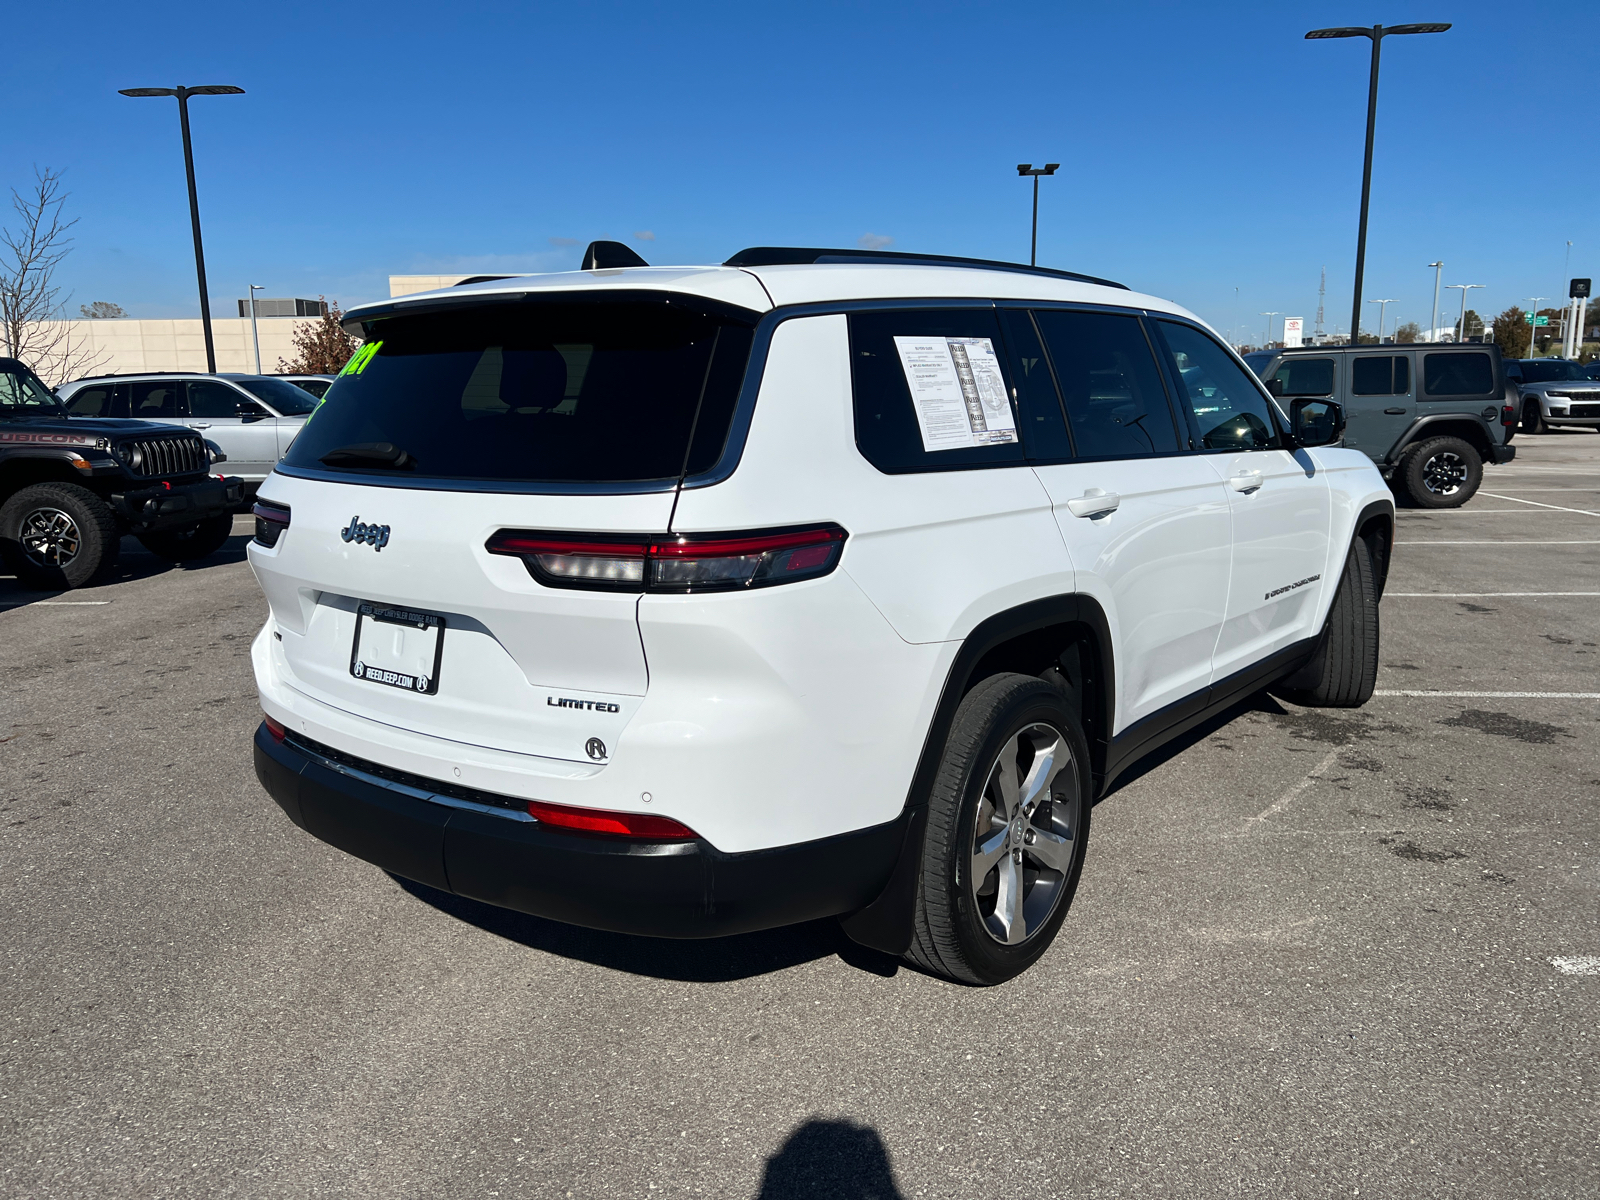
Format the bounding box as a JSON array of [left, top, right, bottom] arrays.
[[1244, 343, 1515, 508]]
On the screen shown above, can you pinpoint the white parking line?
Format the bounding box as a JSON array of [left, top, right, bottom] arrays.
[[1385, 592, 1600, 597], [1478, 491, 1600, 517], [1550, 957, 1600, 976], [1395, 540, 1600, 545], [1242, 748, 1340, 827], [1374, 690, 1600, 698], [0, 600, 111, 607]]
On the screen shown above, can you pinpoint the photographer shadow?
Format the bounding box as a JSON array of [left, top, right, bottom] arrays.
[[755, 1119, 906, 1200]]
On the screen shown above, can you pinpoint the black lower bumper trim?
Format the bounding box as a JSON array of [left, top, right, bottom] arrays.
[[1488, 443, 1516, 465], [252, 724, 906, 938], [111, 475, 242, 530]]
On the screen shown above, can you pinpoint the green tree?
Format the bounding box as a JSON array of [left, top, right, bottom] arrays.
[[1394, 321, 1420, 344], [1493, 305, 1530, 359], [79, 300, 124, 318], [277, 297, 359, 374], [1456, 309, 1485, 341]]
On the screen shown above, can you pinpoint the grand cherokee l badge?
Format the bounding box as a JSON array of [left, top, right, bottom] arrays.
[[341, 516, 390, 551]]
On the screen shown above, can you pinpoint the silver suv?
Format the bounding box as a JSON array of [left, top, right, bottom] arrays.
[[56, 373, 316, 490], [1506, 359, 1600, 434]]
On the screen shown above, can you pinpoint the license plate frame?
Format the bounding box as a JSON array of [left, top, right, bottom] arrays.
[[349, 601, 445, 695]]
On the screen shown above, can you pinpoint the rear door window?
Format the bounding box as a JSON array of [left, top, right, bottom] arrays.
[[849, 309, 1025, 473], [130, 380, 181, 418], [187, 380, 249, 418], [282, 299, 756, 484], [1270, 357, 1335, 396], [1157, 322, 1281, 451], [1352, 355, 1410, 396], [65, 385, 114, 416], [1423, 352, 1494, 396], [1032, 309, 1180, 458]]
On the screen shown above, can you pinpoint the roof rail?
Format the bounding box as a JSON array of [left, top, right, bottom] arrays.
[[63, 371, 206, 379], [722, 246, 1128, 290]]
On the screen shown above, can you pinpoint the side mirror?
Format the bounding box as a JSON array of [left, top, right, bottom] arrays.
[[1290, 398, 1345, 447], [236, 401, 266, 422], [1264, 376, 1285, 398]]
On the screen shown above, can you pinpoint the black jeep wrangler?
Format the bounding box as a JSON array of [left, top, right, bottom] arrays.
[[0, 357, 243, 590]]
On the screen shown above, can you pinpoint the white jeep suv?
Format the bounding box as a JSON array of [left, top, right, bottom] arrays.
[[249, 244, 1393, 985]]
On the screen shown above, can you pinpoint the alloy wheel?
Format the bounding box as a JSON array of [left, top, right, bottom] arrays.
[[1421, 451, 1467, 496], [18, 506, 82, 568], [968, 722, 1081, 945]]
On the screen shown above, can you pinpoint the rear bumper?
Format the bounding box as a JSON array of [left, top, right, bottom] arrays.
[[252, 723, 906, 938], [1487, 443, 1516, 464], [110, 476, 243, 530]]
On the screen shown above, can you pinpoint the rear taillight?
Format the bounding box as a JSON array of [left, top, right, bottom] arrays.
[[486, 524, 847, 593], [1501, 405, 1516, 427], [263, 715, 287, 743], [525, 798, 697, 840], [253, 500, 291, 547]]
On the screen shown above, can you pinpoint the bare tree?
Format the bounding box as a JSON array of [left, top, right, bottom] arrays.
[[80, 300, 125, 319], [0, 168, 106, 385]]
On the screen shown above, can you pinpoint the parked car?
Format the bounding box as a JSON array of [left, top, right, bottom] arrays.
[[56, 373, 314, 494], [0, 357, 243, 588], [1504, 359, 1600, 434], [1244, 343, 1515, 507], [278, 374, 337, 399], [249, 244, 1392, 985]]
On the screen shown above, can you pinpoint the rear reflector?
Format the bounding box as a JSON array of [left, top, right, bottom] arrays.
[[525, 798, 697, 840], [253, 500, 291, 547], [486, 524, 846, 593], [263, 715, 287, 742]]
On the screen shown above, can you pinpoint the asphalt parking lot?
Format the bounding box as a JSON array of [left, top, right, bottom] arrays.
[[3, 436, 1596, 1200]]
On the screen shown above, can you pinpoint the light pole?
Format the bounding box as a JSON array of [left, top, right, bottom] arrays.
[[1446, 283, 1485, 343], [1261, 312, 1281, 347], [248, 283, 264, 374], [119, 84, 245, 375], [1016, 163, 1059, 267], [1306, 22, 1451, 343], [1367, 298, 1395, 342], [1427, 261, 1444, 342]]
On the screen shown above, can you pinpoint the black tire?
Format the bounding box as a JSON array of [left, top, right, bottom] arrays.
[[1272, 540, 1379, 708], [1398, 435, 1482, 508], [136, 513, 235, 562], [905, 673, 1092, 986], [1521, 400, 1548, 434], [0, 482, 120, 590]]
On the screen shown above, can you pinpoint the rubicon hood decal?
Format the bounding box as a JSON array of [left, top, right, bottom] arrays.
[[341, 516, 391, 550]]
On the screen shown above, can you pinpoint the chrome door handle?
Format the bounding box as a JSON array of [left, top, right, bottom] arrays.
[[1066, 488, 1120, 518], [1227, 471, 1263, 493], [187, 422, 212, 430]]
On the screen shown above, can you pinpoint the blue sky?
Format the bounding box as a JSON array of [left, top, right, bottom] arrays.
[[3, 0, 1592, 341]]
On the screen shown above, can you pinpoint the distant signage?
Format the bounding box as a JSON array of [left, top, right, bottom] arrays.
[[1525, 313, 1550, 327], [1283, 317, 1304, 348], [1572, 278, 1591, 298]]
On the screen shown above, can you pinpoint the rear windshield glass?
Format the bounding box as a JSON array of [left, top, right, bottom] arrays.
[[281, 300, 755, 484], [236, 376, 319, 415]]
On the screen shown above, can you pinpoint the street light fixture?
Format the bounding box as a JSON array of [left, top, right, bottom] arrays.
[[1260, 312, 1281, 347], [1305, 23, 1451, 344], [1016, 163, 1059, 267], [1367, 298, 1396, 342], [248, 283, 265, 374], [1426, 262, 1444, 342], [1445, 283, 1485, 343], [119, 84, 245, 374]]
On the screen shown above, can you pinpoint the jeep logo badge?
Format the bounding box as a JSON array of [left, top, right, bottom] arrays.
[[585, 738, 607, 761], [341, 516, 390, 551]]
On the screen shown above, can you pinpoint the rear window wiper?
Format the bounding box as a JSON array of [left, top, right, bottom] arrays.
[[319, 442, 416, 470]]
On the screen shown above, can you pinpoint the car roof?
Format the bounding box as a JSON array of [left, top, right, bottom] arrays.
[[340, 261, 1200, 331]]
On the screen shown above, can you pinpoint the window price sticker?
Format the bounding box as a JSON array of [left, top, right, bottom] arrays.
[[892, 336, 1017, 452]]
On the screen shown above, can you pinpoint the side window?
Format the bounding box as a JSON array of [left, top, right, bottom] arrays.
[[187, 380, 253, 418], [1032, 309, 1179, 458], [1352, 355, 1410, 396], [849, 309, 1025, 473], [1271, 357, 1335, 396], [998, 309, 1073, 461], [1158, 322, 1281, 451], [65, 386, 112, 416], [1423, 352, 1494, 396], [129, 380, 181, 418]]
